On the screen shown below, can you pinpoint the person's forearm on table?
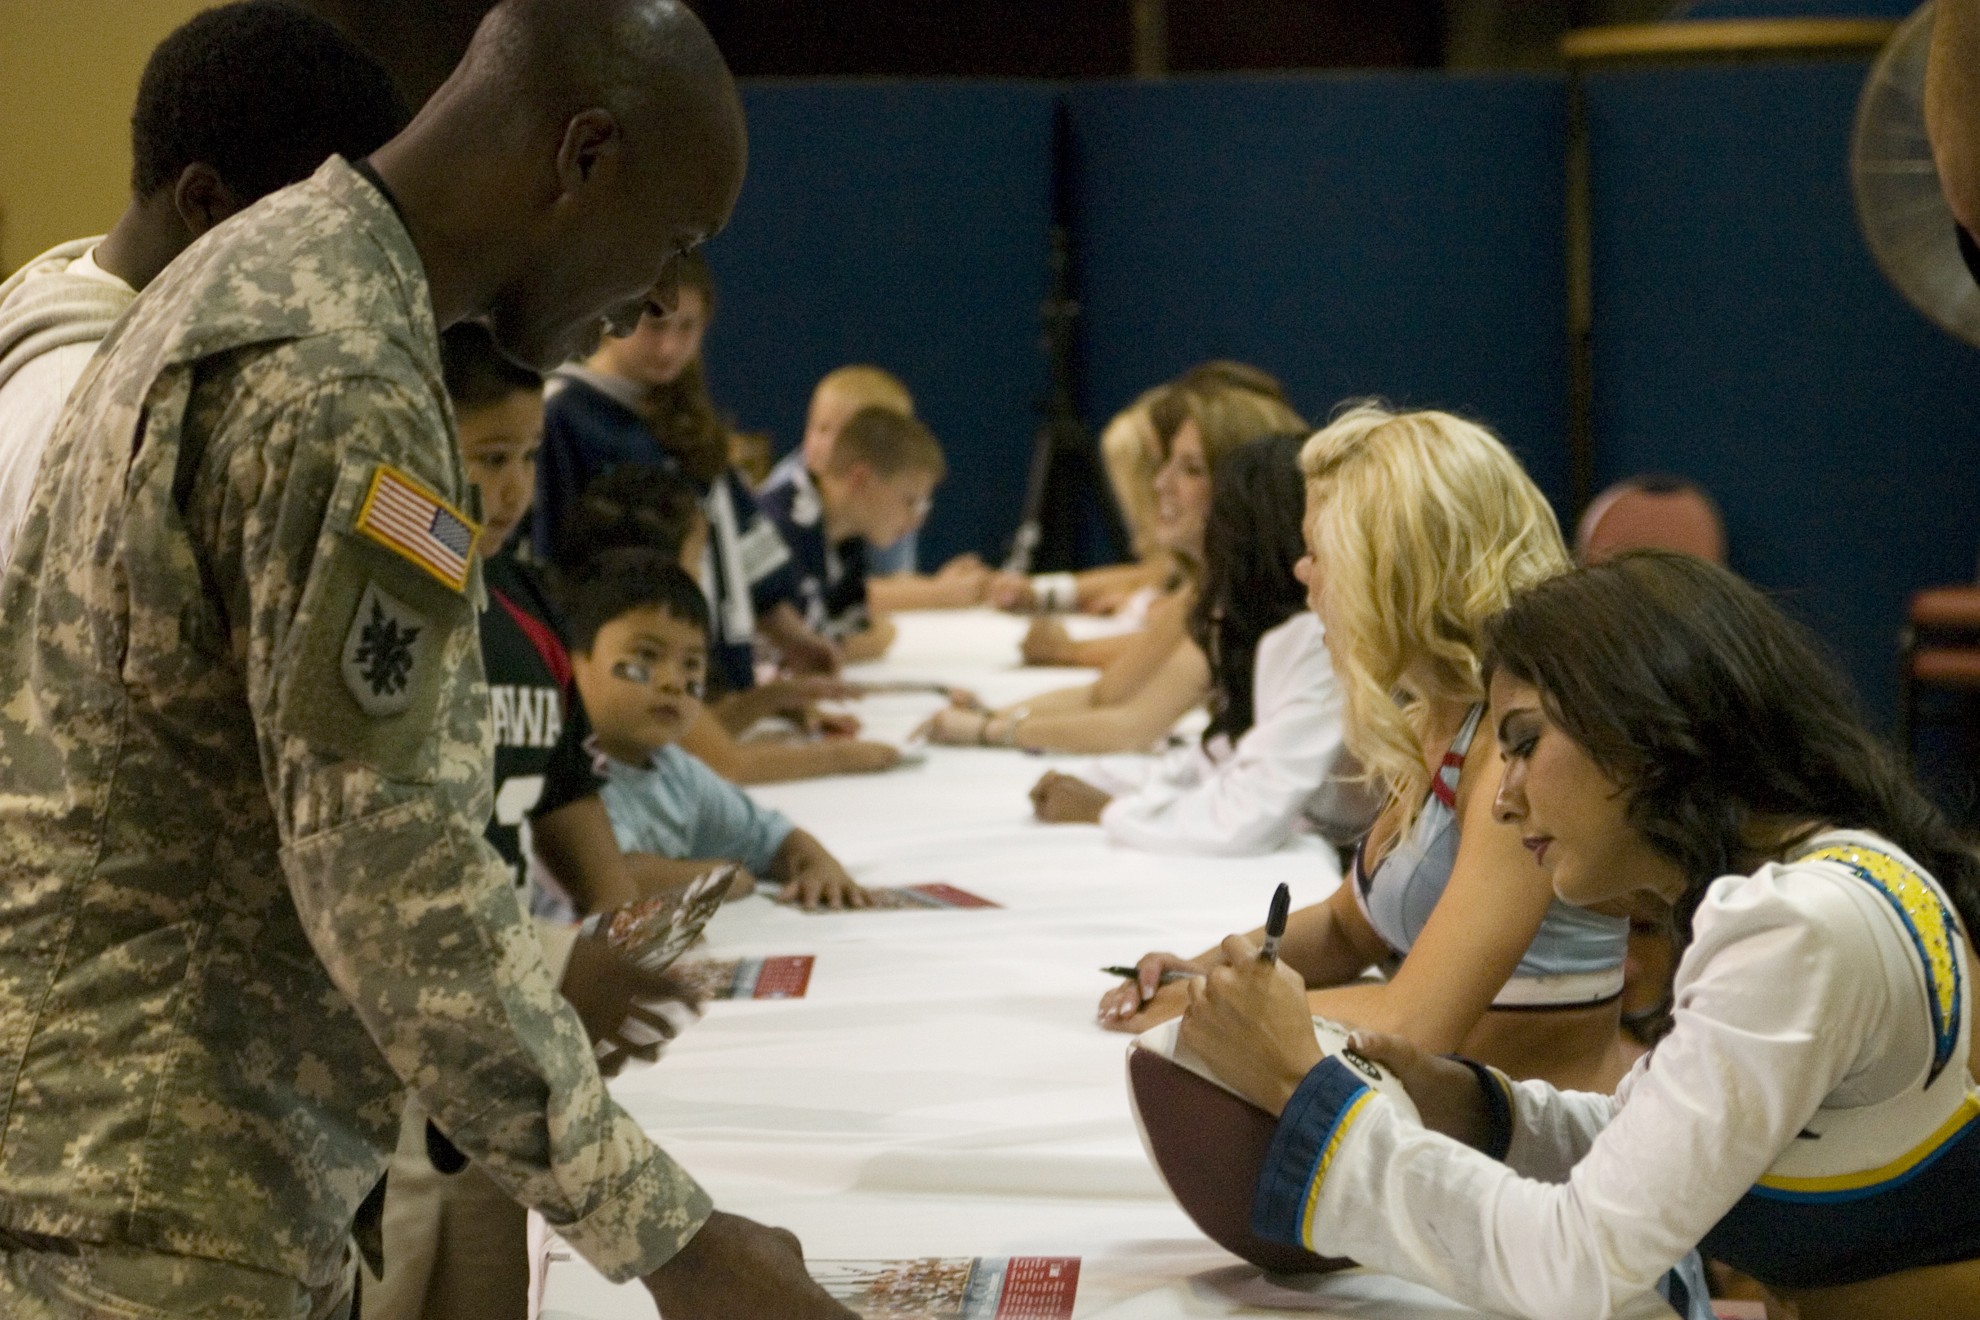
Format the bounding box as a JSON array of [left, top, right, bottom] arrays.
[[1003, 700, 1184, 755], [839, 616, 895, 662], [1089, 591, 1191, 705], [623, 851, 756, 901], [867, 573, 980, 611], [681, 709, 894, 785]]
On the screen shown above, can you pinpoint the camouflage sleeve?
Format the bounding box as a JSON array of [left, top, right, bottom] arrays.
[[193, 363, 711, 1281]]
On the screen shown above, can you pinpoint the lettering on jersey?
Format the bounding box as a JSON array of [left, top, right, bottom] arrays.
[[736, 518, 792, 583], [489, 685, 564, 749]]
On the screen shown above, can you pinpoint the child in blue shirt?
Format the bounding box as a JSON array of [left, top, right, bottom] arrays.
[[758, 406, 947, 663], [564, 551, 873, 910]]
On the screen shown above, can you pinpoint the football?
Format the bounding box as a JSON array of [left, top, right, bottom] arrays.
[[1125, 1016, 1418, 1274]]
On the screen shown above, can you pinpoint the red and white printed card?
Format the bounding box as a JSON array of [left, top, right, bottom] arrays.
[[674, 955, 815, 1000], [861, 883, 1002, 911], [810, 1256, 1079, 1319]]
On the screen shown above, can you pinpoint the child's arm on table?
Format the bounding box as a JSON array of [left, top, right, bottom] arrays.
[[758, 600, 842, 676], [681, 708, 900, 785], [713, 677, 862, 737], [765, 829, 871, 911], [866, 555, 990, 611], [838, 615, 896, 663]]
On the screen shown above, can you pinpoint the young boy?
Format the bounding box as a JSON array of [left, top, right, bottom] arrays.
[[564, 464, 903, 785], [758, 406, 948, 662], [566, 552, 873, 910], [762, 364, 990, 610], [364, 324, 698, 1320]]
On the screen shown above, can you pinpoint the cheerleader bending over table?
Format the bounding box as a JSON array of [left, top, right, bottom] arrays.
[[1102, 404, 1632, 1094], [1183, 552, 1980, 1320]]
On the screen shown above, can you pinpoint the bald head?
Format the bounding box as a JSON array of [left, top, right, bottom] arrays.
[[460, 0, 744, 161], [378, 0, 746, 371]]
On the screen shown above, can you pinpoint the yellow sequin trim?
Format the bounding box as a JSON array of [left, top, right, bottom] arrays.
[[1806, 844, 1961, 1081]]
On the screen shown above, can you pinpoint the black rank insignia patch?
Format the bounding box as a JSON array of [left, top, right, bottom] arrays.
[[342, 581, 427, 716]]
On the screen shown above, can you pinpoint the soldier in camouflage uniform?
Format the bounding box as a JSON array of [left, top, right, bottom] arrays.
[[0, 1, 853, 1317]]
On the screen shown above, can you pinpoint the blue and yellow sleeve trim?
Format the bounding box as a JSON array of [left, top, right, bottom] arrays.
[[1253, 1057, 1375, 1248], [1753, 1092, 1980, 1203], [1805, 843, 1963, 1088]]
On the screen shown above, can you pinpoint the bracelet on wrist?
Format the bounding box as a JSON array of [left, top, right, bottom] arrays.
[[998, 706, 1031, 748], [975, 711, 994, 746]]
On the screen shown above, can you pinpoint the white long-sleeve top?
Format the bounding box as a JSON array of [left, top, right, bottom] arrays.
[[1094, 612, 1373, 856], [1251, 831, 1979, 1320]]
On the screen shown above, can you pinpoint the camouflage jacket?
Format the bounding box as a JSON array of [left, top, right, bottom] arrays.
[[0, 157, 709, 1289]]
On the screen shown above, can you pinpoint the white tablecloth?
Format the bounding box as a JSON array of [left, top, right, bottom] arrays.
[[535, 611, 1675, 1320]]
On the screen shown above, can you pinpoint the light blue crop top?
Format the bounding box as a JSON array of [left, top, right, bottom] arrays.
[[1349, 705, 1627, 1004]]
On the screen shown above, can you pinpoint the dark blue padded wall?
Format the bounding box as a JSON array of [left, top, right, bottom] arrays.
[[1064, 74, 1573, 512], [700, 83, 1056, 566], [1587, 62, 1980, 729]]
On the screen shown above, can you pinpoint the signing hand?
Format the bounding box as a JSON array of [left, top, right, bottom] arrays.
[[1177, 934, 1322, 1115], [763, 676, 863, 730], [1096, 951, 1206, 1033], [1029, 770, 1111, 824]]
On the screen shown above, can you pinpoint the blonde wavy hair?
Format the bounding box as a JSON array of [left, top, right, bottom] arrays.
[[1100, 384, 1166, 562], [1300, 402, 1569, 828], [1101, 366, 1307, 570]]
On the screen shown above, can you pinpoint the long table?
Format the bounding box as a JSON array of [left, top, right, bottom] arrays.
[[534, 610, 1676, 1320]]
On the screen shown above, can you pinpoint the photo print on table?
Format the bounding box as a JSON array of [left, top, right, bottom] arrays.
[[810, 1256, 1079, 1319], [859, 883, 1001, 911], [673, 955, 815, 1000]]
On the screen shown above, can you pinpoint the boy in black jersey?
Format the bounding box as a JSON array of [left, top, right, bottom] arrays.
[[363, 324, 702, 1320]]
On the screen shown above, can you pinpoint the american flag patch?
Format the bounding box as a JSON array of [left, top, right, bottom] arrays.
[[354, 466, 479, 591]]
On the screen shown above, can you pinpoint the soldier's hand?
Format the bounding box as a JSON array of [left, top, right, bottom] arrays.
[[560, 931, 702, 1078], [643, 1210, 857, 1319]]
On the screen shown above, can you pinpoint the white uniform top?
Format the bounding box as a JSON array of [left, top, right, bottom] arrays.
[[1095, 613, 1374, 856], [1252, 829, 1978, 1320]]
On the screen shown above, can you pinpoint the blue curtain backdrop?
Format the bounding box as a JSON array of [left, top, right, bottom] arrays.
[[690, 58, 1975, 729], [1586, 61, 1980, 728], [698, 82, 1057, 570], [1063, 73, 1572, 512]]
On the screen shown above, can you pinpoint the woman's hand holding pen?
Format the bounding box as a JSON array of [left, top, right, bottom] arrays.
[[1177, 933, 1321, 1116], [1097, 951, 1213, 1033]]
